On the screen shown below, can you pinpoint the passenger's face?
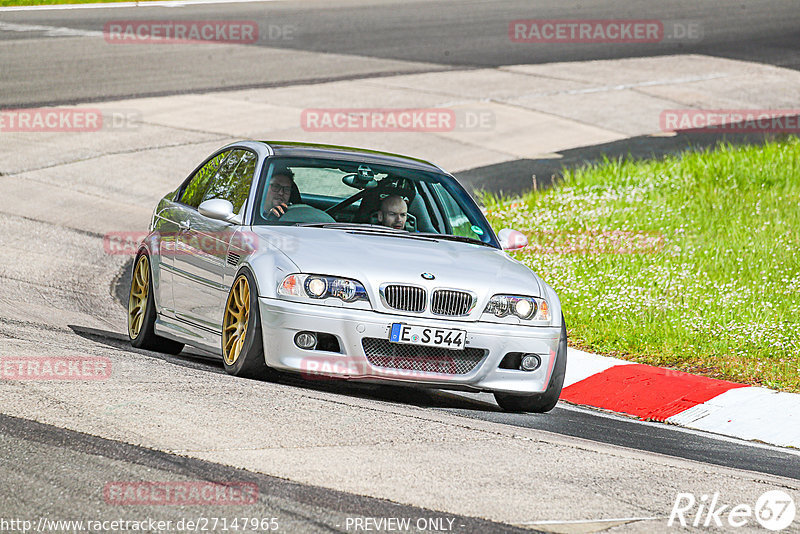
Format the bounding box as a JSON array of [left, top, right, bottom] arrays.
[[266, 174, 293, 208], [379, 197, 408, 229]]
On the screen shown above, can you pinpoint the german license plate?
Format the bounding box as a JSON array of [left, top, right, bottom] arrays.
[[389, 323, 466, 350]]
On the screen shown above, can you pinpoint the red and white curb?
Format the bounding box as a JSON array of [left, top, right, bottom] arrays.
[[562, 349, 800, 449]]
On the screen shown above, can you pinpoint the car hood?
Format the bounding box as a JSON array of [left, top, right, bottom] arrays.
[[251, 226, 543, 297]]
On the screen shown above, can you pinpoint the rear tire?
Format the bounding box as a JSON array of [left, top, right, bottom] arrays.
[[128, 253, 185, 355], [221, 269, 270, 379], [494, 314, 568, 413]]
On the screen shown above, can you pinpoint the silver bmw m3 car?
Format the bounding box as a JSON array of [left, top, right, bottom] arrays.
[[128, 141, 567, 412]]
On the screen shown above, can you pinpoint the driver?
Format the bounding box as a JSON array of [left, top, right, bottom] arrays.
[[264, 169, 294, 220], [376, 194, 408, 230]]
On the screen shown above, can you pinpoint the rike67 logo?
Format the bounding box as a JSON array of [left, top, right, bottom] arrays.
[[669, 490, 796, 531]]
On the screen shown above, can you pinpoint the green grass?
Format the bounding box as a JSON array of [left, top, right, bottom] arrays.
[[1, 0, 169, 6], [482, 137, 800, 392]]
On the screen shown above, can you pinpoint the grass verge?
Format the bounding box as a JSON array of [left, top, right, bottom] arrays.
[[482, 137, 800, 392]]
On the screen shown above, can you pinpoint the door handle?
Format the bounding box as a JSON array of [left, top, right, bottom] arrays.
[[179, 220, 191, 231]]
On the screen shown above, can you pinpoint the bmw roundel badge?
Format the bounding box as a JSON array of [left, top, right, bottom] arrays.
[[421, 272, 435, 280]]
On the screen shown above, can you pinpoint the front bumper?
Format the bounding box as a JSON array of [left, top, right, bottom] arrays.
[[258, 297, 561, 394]]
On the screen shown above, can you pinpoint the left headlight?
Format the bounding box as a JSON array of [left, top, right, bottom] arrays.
[[483, 294, 551, 324], [278, 274, 370, 305]]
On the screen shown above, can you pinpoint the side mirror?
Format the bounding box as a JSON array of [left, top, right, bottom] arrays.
[[198, 199, 242, 225], [497, 228, 528, 251]]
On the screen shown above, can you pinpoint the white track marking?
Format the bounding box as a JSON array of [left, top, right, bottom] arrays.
[[0, 20, 103, 37], [516, 516, 663, 526], [558, 74, 729, 94], [0, 0, 281, 12]]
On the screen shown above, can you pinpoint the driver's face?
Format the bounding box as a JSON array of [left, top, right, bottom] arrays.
[[266, 174, 293, 208], [379, 196, 408, 230]]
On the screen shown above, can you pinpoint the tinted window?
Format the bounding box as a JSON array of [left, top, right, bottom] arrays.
[[202, 149, 258, 213], [251, 157, 497, 247], [179, 150, 229, 208], [293, 167, 372, 197], [430, 182, 481, 239]]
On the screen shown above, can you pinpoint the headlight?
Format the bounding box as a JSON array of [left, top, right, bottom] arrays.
[[306, 277, 327, 298], [483, 295, 550, 323], [513, 298, 534, 319], [278, 274, 369, 304]]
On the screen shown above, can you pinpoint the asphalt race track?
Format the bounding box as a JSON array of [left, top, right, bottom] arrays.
[[1, 0, 800, 107], [1, 1, 799, 532], [1, 413, 538, 534], [64, 319, 800, 482]]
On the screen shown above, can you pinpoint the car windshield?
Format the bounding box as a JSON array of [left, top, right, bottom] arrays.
[[252, 157, 497, 246]]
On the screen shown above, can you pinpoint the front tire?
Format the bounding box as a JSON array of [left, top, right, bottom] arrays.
[[128, 253, 185, 355], [494, 314, 568, 413], [221, 270, 270, 379]]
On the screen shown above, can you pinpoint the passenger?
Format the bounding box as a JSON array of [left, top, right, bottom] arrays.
[[265, 169, 294, 220], [376, 194, 408, 230]]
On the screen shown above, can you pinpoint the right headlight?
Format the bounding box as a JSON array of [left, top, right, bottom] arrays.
[[278, 273, 370, 307], [483, 295, 550, 324]]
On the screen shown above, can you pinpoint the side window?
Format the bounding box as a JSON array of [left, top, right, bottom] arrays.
[[202, 149, 258, 213], [430, 183, 480, 239], [179, 151, 229, 208]]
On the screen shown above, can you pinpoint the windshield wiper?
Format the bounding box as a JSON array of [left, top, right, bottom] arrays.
[[414, 233, 497, 248], [295, 224, 495, 247], [296, 223, 404, 233], [296, 223, 440, 242]]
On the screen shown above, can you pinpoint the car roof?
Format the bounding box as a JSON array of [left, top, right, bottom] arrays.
[[258, 141, 446, 174]]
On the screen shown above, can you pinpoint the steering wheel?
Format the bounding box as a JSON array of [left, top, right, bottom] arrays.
[[274, 204, 336, 224]]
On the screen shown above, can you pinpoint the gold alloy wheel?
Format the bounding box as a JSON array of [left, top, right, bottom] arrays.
[[223, 275, 250, 366], [128, 255, 150, 339]]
